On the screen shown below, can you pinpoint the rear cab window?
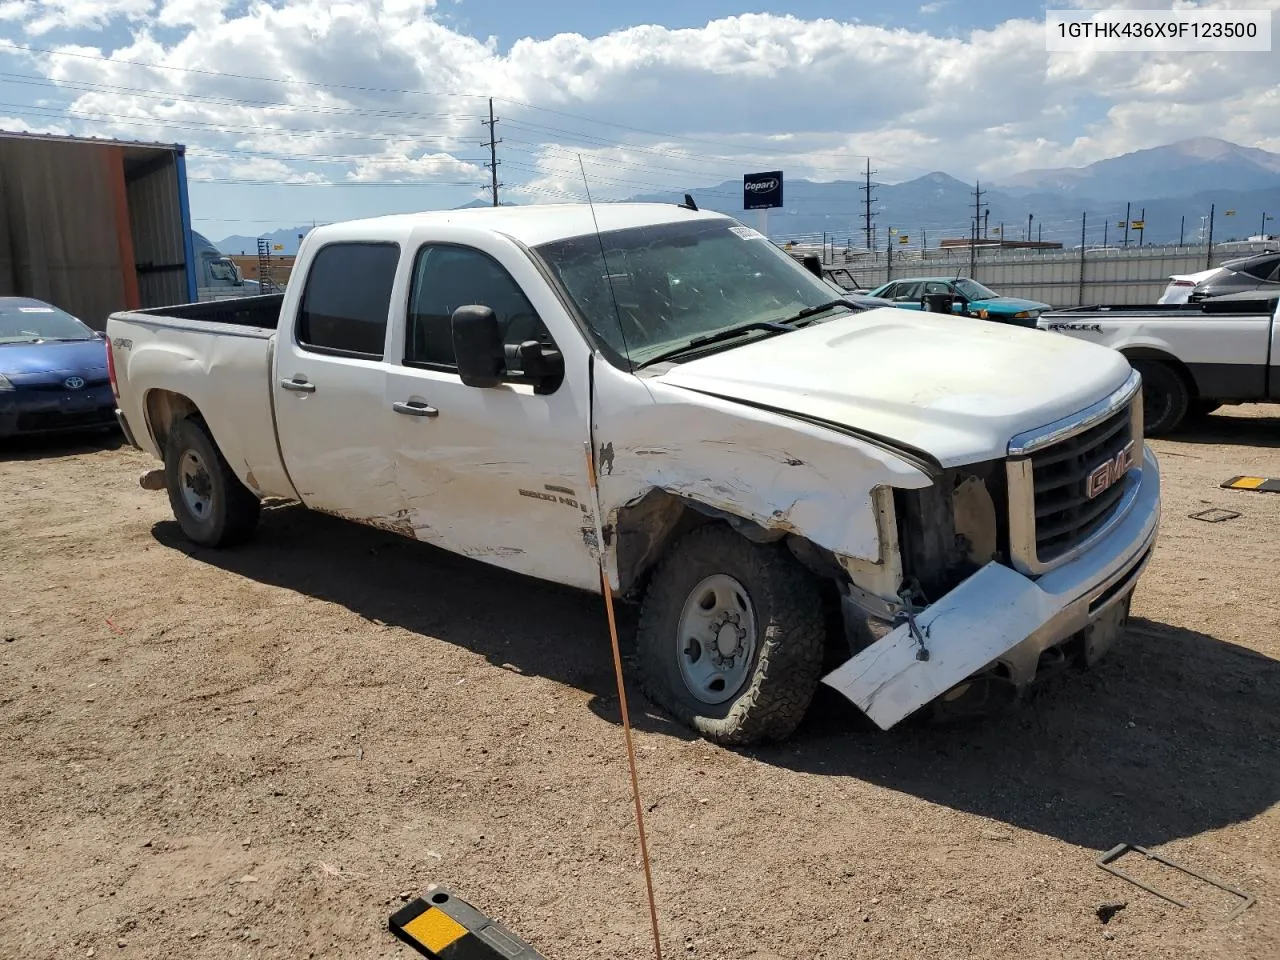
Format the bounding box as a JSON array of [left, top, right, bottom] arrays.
[[296, 242, 401, 358]]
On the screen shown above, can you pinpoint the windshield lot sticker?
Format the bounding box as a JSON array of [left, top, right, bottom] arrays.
[[729, 226, 766, 240]]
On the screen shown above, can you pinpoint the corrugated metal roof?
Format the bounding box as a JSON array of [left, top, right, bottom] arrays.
[[0, 128, 185, 153]]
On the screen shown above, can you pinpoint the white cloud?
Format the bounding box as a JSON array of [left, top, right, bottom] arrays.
[[345, 151, 484, 183], [919, 2, 951, 13], [0, 114, 71, 136], [24, 0, 155, 35], [0, 0, 1275, 207]]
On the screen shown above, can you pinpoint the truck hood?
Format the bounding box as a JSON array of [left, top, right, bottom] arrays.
[[0, 337, 107, 382], [654, 307, 1132, 468]]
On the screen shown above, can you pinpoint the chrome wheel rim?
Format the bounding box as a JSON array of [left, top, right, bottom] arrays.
[[179, 449, 213, 520], [676, 574, 758, 705]]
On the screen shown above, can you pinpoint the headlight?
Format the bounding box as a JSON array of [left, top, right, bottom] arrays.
[[0, 373, 14, 391], [1013, 311, 1030, 319]]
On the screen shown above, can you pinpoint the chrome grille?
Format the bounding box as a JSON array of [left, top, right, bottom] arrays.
[[1005, 368, 1144, 576], [1030, 405, 1133, 562]]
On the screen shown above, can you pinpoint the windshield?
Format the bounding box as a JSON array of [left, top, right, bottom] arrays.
[[954, 278, 999, 301], [531, 218, 854, 367], [0, 301, 95, 344]]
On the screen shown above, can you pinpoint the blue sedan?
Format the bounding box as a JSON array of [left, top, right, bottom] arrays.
[[866, 277, 1052, 325], [0, 297, 117, 438]]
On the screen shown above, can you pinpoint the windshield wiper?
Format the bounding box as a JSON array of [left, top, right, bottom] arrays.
[[636, 320, 794, 368], [775, 298, 860, 325], [635, 300, 857, 369]]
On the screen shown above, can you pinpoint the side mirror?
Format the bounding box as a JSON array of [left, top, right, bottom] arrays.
[[504, 340, 565, 394], [801, 254, 823, 279], [451, 305, 505, 388]]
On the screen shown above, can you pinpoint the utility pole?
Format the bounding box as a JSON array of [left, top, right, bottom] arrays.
[[886, 226, 894, 279], [1138, 207, 1145, 246], [1179, 215, 1185, 246], [482, 97, 502, 207], [1261, 210, 1273, 238], [861, 158, 878, 250], [1205, 203, 1215, 269], [972, 181, 986, 241], [1027, 212, 1033, 242], [983, 208, 990, 240], [1123, 201, 1131, 246], [969, 219, 977, 279], [1078, 212, 1087, 305]]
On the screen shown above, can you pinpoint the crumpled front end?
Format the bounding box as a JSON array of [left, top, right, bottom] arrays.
[[823, 369, 1160, 729]]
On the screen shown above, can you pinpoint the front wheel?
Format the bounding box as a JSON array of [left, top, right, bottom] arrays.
[[163, 416, 260, 548], [635, 525, 827, 746]]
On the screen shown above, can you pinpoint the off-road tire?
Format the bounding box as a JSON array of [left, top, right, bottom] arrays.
[[1132, 360, 1189, 436], [163, 415, 260, 548], [635, 525, 827, 746]]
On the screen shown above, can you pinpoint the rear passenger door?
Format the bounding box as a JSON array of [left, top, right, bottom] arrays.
[[382, 241, 598, 590], [273, 241, 404, 520]]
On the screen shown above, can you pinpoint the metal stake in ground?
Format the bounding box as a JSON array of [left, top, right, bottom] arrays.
[[583, 437, 664, 960]]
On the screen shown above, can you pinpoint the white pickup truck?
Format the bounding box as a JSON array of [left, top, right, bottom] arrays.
[[105, 203, 1161, 745], [1038, 292, 1280, 435]]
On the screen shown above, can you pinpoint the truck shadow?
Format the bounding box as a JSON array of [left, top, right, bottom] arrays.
[[753, 617, 1280, 851], [152, 505, 1280, 851], [1170, 410, 1280, 448], [149, 503, 696, 746]]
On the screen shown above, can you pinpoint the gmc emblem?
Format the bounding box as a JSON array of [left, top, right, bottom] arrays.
[[1086, 441, 1136, 499]]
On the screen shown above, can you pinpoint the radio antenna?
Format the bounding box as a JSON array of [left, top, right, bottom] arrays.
[[577, 154, 630, 364], [577, 153, 662, 960]]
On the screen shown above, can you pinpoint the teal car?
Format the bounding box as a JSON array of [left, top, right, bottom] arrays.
[[866, 277, 1052, 325]]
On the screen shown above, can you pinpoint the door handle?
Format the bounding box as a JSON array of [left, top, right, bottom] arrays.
[[393, 400, 439, 418], [281, 377, 316, 393]]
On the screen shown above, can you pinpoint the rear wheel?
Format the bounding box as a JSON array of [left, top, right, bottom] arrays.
[[163, 416, 260, 547], [635, 525, 827, 746], [1132, 360, 1189, 436]]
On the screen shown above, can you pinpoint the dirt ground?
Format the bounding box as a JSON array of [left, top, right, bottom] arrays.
[[2, 407, 1279, 960]]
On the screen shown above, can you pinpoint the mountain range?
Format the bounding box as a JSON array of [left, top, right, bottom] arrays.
[[215, 137, 1280, 252]]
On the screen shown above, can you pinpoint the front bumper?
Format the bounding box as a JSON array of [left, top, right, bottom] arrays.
[[0, 384, 117, 438], [824, 442, 1161, 730]]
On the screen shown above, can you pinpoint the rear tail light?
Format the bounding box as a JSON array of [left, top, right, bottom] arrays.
[[106, 336, 119, 400]]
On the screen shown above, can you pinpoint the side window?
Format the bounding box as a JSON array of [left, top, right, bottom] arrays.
[[405, 244, 552, 368], [296, 242, 400, 358], [897, 281, 922, 300], [924, 281, 950, 295], [879, 282, 899, 298], [209, 260, 236, 281]]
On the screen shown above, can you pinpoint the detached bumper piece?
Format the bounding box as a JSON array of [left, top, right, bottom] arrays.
[[390, 889, 546, 959]]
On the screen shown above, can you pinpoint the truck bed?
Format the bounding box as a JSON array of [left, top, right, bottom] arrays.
[[1045, 293, 1280, 319], [107, 293, 297, 501], [127, 293, 284, 331]]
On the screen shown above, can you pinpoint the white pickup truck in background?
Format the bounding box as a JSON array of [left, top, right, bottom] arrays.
[[105, 203, 1161, 745], [1038, 292, 1280, 435]]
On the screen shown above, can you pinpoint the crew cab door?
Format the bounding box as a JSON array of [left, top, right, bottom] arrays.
[[382, 233, 599, 591], [272, 241, 404, 520]]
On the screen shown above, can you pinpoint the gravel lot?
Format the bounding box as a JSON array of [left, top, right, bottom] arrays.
[[2, 407, 1278, 960]]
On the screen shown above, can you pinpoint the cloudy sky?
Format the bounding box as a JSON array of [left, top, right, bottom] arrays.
[[0, 0, 1277, 239]]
